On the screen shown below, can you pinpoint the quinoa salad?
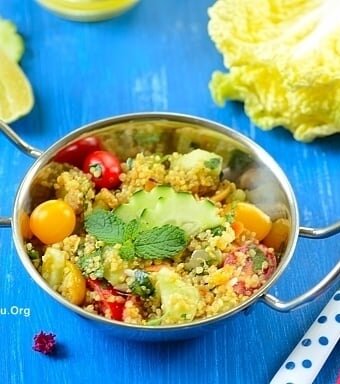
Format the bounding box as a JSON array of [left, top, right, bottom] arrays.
[[25, 139, 289, 326]]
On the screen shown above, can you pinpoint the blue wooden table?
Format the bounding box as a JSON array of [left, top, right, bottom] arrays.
[[0, 1, 339, 383]]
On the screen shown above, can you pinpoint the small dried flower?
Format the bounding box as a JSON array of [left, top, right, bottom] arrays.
[[32, 331, 56, 355]]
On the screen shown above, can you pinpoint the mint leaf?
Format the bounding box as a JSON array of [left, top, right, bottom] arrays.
[[119, 240, 136, 260], [85, 209, 125, 244], [204, 158, 221, 170], [211, 225, 224, 236], [134, 224, 187, 259], [253, 248, 266, 271], [124, 219, 141, 241]]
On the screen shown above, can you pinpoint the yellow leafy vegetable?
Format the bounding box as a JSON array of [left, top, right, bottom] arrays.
[[208, 0, 340, 142]]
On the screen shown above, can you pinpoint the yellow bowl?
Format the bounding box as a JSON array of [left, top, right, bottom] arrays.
[[36, 0, 139, 22]]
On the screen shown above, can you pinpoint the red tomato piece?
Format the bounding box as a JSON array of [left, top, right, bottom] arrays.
[[83, 150, 122, 190], [54, 137, 102, 168], [86, 279, 127, 321]]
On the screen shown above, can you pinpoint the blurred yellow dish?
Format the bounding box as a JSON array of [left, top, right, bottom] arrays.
[[36, 0, 139, 22]]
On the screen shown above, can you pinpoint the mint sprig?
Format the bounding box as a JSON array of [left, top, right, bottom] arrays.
[[85, 209, 125, 244], [134, 225, 187, 259], [85, 210, 187, 260]]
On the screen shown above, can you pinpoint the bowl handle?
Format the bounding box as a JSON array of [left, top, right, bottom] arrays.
[[261, 224, 340, 311], [0, 120, 43, 159], [0, 121, 43, 228]]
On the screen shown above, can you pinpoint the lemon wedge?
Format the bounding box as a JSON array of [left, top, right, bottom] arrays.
[[0, 49, 34, 123], [0, 19, 24, 62]]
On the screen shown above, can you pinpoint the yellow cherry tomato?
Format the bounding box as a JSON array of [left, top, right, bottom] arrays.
[[42, 248, 86, 305], [29, 200, 76, 244], [234, 202, 272, 241], [263, 218, 290, 251], [59, 261, 86, 305]]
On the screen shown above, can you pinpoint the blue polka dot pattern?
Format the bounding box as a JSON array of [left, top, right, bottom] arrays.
[[319, 336, 329, 345], [317, 315, 327, 323], [336, 314, 340, 323], [301, 338, 311, 346], [334, 293, 340, 301], [285, 361, 295, 370], [302, 359, 312, 368]]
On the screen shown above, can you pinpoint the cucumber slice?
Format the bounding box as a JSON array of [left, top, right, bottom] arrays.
[[115, 186, 174, 223], [115, 185, 223, 236], [0, 19, 24, 62], [141, 192, 223, 236]]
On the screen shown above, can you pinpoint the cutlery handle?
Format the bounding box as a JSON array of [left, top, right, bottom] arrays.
[[270, 289, 340, 384]]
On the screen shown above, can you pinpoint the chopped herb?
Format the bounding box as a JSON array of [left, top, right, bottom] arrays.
[[85, 209, 125, 244], [211, 225, 225, 236], [252, 248, 266, 271], [228, 149, 252, 173], [119, 240, 136, 260], [28, 249, 40, 260], [204, 157, 221, 170], [77, 249, 104, 279], [129, 270, 154, 298], [134, 224, 187, 259]]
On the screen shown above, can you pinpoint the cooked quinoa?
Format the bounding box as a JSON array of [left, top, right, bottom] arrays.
[[26, 147, 280, 326]]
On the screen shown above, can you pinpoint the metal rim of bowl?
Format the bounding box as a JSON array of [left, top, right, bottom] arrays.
[[12, 112, 299, 332]]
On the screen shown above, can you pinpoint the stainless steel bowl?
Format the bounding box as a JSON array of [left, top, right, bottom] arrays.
[[0, 113, 339, 341]]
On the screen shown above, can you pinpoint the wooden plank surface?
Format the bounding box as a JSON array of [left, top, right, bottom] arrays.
[[0, 0, 339, 383]]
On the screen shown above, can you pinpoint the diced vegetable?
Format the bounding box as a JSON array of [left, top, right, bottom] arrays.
[[102, 246, 127, 286], [86, 279, 127, 321], [128, 270, 154, 298], [42, 248, 67, 290], [170, 149, 222, 175], [42, 248, 86, 305], [154, 267, 200, 324]]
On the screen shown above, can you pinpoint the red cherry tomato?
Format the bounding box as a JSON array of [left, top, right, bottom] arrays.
[[54, 137, 102, 168], [86, 279, 127, 321], [83, 150, 122, 190]]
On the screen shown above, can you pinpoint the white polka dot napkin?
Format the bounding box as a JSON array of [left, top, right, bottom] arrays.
[[270, 289, 340, 384]]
